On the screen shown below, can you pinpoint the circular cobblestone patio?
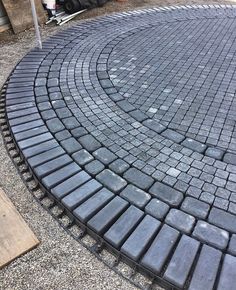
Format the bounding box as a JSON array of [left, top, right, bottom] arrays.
[[2, 5, 236, 290]]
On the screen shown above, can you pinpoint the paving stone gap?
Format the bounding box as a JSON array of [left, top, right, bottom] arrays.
[[2, 5, 236, 290]]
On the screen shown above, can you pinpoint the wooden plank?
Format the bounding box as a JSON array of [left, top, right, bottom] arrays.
[[0, 188, 39, 269], [1, 0, 46, 33]]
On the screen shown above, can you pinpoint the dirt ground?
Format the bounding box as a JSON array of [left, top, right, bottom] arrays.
[[0, 0, 235, 289]]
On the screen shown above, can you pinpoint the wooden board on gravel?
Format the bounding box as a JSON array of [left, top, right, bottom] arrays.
[[0, 188, 39, 269], [1, 0, 46, 33]]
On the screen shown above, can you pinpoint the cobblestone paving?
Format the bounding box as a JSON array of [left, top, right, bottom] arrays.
[[3, 5, 236, 290]]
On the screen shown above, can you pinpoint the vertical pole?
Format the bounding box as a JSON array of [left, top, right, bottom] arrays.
[[30, 0, 42, 49]]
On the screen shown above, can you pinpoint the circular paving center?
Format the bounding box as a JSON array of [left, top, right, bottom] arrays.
[[107, 18, 236, 151], [2, 5, 236, 290]]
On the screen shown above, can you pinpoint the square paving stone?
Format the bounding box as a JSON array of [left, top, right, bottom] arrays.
[[120, 184, 151, 208], [181, 197, 210, 218], [121, 215, 161, 261], [71, 127, 87, 138], [46, 118, 65, 133], [109, 159, 129, 174], [96, 169, 127, 192], [104, 205, 144, 248], [60, 137, 82, 154], [93, 147, 117, 165], [72, 149, 94, 166], [123, 168, 154, 190], [62, 117, 80, 130], [165, 209, 195, 234], [79, 135, 101, 152], [55, 130, 72, 141], [145, 198, 170, 220], [149, 182, 183, 206], [84, 160, 105, 177], [223, 153, 236, 165], [193, 220, 229, 250]]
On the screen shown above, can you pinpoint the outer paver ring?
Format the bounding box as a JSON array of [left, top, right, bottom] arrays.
[[2, 5, 236, 290]]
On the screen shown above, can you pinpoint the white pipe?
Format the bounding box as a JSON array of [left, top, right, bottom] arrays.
[[30, 0, 42, 49]]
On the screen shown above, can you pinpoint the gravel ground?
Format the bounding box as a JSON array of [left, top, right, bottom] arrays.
[[0, 1, 234, 289]]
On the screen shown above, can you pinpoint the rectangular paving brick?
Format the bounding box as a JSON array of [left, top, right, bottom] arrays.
[[217, 254, 236, 290], [87, 196, 129, 234], [120, 185, 151, 208], [145, 198, 170, 220], [73, 189, 114, 222], [165, 209, 195, 234], [14, 126, 48, 141], [121, 215, 160, 261], [27, 146, 65, 168], [208, 207, 236, 233], [6, 96, 35, 106], [149, 181, 183, 206], [142, 119, 165, 133], [19, 132, 53, 150], [161, 129, 185, 143], [41, 162, 81, 189], [34, 155, 72, 178], [117, 100, 136, 113], [181, 197, 210, 218], [96, 169, 127, 192], [181, 138, 207, 153], [141, 224, 179, 274], [7, 107, 38, 119], [93, 147, 117, 165], [193, 220, 229, 250], [61, 180, 103, 210], [164, 235, 200, 288], [11, 119, 44, 134], [189, 245, 222, 290], [78, 135, 101, 152], [51, 171, 91, 199], [23, 139, 58, 158], [60, 137, 82, 154], [104, 205, 144, 248], [9, 114, 41, 126], [123, 168, 154, 190]]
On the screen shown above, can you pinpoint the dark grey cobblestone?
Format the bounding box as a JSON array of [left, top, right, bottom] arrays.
[[181, 197, 210, 218], [193, 221, 229, 250], [120, 185, 151, 208], [165, 209, 195, 234], [4, 5, 236, 289]]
